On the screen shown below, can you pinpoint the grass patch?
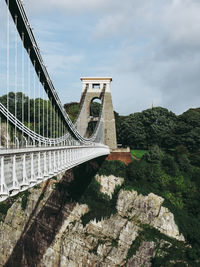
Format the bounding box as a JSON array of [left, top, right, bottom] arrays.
[[131, 150, 147, 159]]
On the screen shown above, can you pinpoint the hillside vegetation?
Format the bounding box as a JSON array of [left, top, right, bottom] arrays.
[[94, 145, 200, 266], [115, 107, 200, 152], [112, 106, 200, 265]]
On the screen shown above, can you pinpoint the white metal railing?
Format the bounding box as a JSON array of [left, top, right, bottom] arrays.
[[0, 144, 109, 202]]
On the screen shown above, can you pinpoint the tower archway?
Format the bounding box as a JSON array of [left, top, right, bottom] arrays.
[[76, 77, 117, 149], [88, 98, 102, 136]]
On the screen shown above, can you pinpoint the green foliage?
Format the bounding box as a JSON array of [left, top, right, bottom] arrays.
[[90, 101, 101, 117], [53, 158, 122, 227], [127, 224, 197, 266], [0, 201, 13, 222], [88, 121, 97, 136], [80, 178, 120, 226], [161, 154, 180, 177], [116, 106, 200, 152], [124, 146, 200, 264], [97, 160, 127, 178], [143, 145, 164, 163], [0, 189, 31, 222], [0, 202, 11, 216], [174, 109, 200, 152], [131, 150, 147, 159], [117, 107, 177, 149], [0, 92, 64, 139], [114, 111, 128, 145], [126, 231, 144, 260], [21, 191, 31, 210], [189, 150, 200, 167], [64, 102, 79, 122]]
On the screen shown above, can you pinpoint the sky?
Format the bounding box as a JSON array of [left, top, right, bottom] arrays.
[[15, 0, 200, 115]]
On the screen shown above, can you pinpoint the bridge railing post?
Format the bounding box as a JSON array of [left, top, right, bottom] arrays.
[[37, 152, 42, 180], [10, 155, 20, 196], [30, 153, 37, 184], [21, 154, 29, 189], [0, 156, 9, 201], [43, 152, 48, 177]]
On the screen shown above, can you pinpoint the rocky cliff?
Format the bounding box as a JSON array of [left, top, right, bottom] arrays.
[[0, 163, 185, 266]]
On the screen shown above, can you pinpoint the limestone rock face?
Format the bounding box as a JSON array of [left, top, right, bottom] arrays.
[[117, 190, 185, 241], [0, 185, 53, 266], [95, 174, 124, 198], [0, 172, 184, 267], [126, 242, 155, 267]]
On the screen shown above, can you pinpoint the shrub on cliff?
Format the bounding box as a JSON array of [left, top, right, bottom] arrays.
[[97, 160, 126, 178], [142, 144, 164, 163]]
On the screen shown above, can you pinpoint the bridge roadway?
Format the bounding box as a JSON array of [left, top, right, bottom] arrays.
[[0, 144, 109, 202]]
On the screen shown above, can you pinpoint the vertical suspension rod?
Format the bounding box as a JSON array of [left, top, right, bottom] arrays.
[[38, 71, 40, 143], [50, 98, 52, 140], [14, 15, 18, 148], [28, 48, 31, 144], [6, 0, 10, 149], [46, 89, 48, 140], [33, 60, 36, 139], [22, 32, 25, 147], [42, 82, 45, 138]]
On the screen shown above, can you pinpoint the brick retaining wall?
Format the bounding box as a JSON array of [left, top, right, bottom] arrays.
[[106, 152, 132, 165]]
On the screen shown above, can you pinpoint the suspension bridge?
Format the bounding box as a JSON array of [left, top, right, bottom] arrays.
[[0, 0, 117, 202]]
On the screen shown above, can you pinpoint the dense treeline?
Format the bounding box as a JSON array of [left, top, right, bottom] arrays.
[[63, 102, 200, 153], [64, 102, 79, 122], [0, 92, 64, 138], [0, 93, 102, 139], [116, 107, 200, 152]]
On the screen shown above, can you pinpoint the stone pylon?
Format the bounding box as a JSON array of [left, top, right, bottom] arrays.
[[76, 77, 117, 149]]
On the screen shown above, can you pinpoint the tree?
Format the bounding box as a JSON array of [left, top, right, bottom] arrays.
[[64, 102, 79, 122], [173, 109, 200, 151], [117, 107, 177, 149]]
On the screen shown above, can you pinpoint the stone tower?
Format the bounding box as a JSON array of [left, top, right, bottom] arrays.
[[77, 77, 117, 149]]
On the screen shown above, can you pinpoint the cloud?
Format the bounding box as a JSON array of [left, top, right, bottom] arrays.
[[107, 0, 200, 114], [163, 0, 200, 46], [14, 0, 200, 115], [24, 0, 124, 15], [44, 53, 85, 74]]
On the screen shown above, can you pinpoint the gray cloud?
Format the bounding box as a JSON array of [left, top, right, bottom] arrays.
[[21, 0, 200, 115]]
